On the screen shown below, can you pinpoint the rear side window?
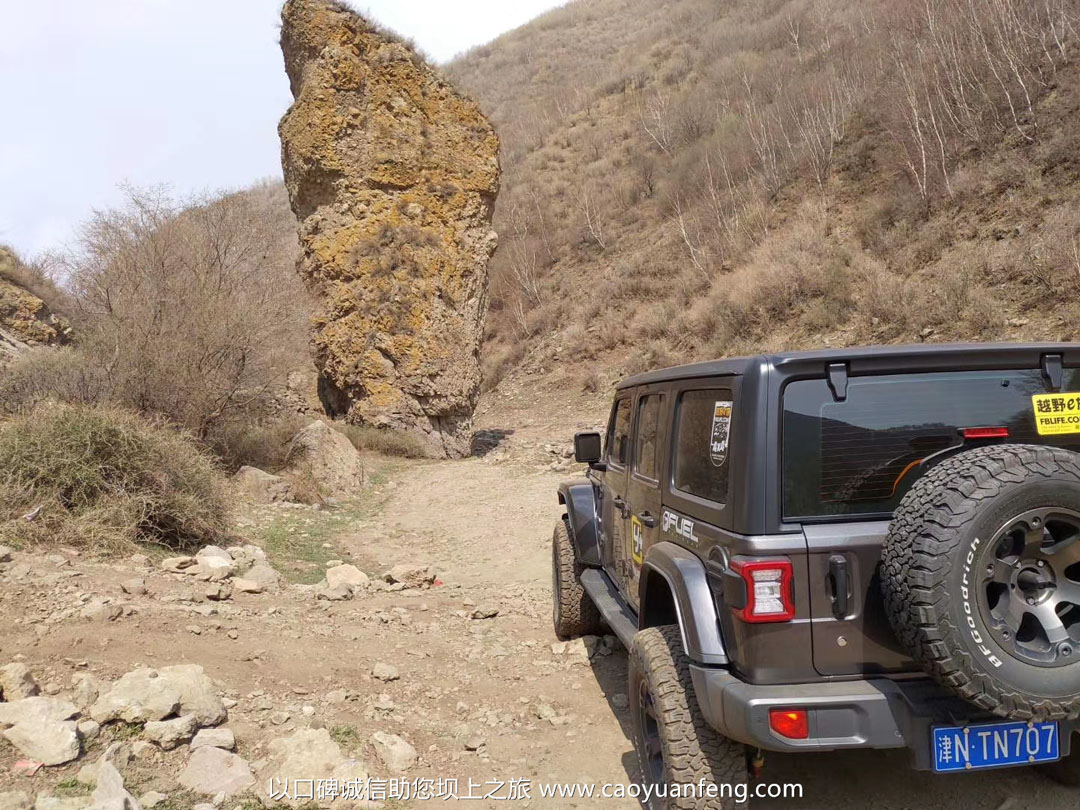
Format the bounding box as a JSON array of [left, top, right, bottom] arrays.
[[673, 390, 733, 503], [608, 397, 632, 466], [782, 369, 1080, 518], [634, 394, 662, 480]]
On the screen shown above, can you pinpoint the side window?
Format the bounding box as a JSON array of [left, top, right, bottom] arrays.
[[608, 398, 632, 467], [633, 394, 662, 481], [673, 389, 733, 504]]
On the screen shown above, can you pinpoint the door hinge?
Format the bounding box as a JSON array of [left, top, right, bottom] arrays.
[[1042, 353, 1064, 392], [826, 362, 849, 402]]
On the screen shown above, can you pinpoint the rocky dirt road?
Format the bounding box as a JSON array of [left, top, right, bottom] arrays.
[[1, 434, 1078, 809]]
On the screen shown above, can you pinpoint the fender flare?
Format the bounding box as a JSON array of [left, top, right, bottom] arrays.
[[640, 542, 728, 665], [557, 480, 601, 567]]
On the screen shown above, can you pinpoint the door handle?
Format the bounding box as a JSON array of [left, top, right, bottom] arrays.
[[612, 496, 627, 515], [639, 511, 657, 529], [827, 554, 850, 619]]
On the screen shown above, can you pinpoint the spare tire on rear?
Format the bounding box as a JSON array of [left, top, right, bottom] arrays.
[[881, 444, 1080, 721]]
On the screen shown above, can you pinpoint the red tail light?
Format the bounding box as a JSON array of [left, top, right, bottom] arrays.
[[961, 426, 1009, 439], [731, 559, 795, 623], [769, 708, 809, 739]]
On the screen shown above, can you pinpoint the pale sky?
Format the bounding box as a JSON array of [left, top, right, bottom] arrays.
[[0, 0, 563, 258]]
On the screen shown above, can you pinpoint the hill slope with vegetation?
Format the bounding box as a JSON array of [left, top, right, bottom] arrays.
[[448, 0, 1080, 392]]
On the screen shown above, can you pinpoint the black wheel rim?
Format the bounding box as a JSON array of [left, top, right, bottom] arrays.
[[981, 507, 1080, 667], [636, 678, 666, 803]]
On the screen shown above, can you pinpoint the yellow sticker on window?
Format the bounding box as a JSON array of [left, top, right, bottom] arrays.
[[1032, 393, 1080, 435]]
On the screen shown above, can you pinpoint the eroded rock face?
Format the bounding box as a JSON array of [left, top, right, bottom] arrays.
[[278, 0, 500, 458], [0, 247, 71, 363]]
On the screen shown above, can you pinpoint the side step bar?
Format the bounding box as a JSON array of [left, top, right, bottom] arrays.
[[580, 568, 638, 648]]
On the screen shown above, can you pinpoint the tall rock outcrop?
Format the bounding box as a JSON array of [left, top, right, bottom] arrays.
[[278, 0, 500, 458]]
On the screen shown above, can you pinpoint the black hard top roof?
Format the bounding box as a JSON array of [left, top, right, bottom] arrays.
[[616, 342, 1080, 390]]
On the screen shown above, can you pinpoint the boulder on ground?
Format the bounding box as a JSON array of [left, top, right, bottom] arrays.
[[231, 578, 263, 594], [240, 563, 283, 591], [371, 731, 417, 774], [177, 746, 254, 797], [232, 467, 293, 503], [90, 670, 180, 724], [143, 714, 197, 750], [194, 547, 235, 580], [0, 697, 79, 766], [325, 564, 368, 591], [190, 727, 235, 751], [0, 663, 39, 700], [160, 556, 195, 573], [156, 665, 227, 727], [261, 728, 367, 807], [93, 744, 142, 810], [284, 421, 364, 499], [71, 674, 105, 712], [382, 565, 437, 589]]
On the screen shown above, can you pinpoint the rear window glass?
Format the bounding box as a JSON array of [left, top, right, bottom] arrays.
[[634, 394, 662, 480], [673, 390, 733, 504], [608, 397, 632, 466], [782, 369, 1080, 518]]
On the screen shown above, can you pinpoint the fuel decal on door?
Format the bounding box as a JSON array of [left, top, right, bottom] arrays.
[[1032, 393, 1080, 435], [631, 515, 644, 565], [710, 401, 733, 467]]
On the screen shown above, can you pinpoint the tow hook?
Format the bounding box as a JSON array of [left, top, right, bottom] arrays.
[[750, 748, 766, 779]]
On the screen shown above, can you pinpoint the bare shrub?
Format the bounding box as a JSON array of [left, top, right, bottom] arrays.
[[66, 185, 309, 438]]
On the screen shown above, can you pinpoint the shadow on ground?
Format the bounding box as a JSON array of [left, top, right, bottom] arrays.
[[471, 428, 514, 456]]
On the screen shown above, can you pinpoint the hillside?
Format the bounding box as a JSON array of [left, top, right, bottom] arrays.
[[448, 0, 1080, 397]]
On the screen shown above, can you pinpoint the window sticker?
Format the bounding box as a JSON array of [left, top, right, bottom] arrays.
[[1032, 393, 1080, 435], [710, 400, 733, 467]]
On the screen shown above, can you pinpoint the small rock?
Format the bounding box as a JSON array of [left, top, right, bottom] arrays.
[[324, 689, 347, 704], [190, 727, 235, 751], [77, 720, 101, 740], [242, 563, 283, 590], [177, 746, 255, 797], [157, 664, 228, 727], [0, 663, 39, 700], [325, 560, 343, 568], [232, 466, 293, 503], [371, 662, 399, 682], [131, 741, 155, 759], [325, 564, 368, 591], [382, 564, 436, 589], [80, 600, 123, 622], [0, 546, 12, 564], [139, 792, 167, 809], [373, 694, 395, 711], [204, 583, 232, 602], [470, 606, 499, 620], [92, 745, 140, 810], [231, 578, 263, 594], [301, 705, 315, 717], [226, 629, 238, 641], [70, 674, 104, 711], [270, 711, 290, 726], [316, 584, 352, 601], [144, 713, 197, 750], [161, 556, 196, 573], [371, 731, 417, 774], [75, 763, 98, 786], [120, 578, 147, 596], [464, 735, 485, 751]]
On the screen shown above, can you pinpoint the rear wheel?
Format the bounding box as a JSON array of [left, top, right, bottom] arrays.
[[629, 625, 747, 809], [552, 518, 603, 638]]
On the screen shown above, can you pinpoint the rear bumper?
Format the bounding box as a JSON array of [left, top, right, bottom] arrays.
[[689, 665, 1075, 770]]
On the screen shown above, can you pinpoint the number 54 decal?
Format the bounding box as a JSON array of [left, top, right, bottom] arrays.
[[631, 515, 644, 565]]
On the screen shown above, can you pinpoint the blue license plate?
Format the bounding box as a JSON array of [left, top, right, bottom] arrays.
[[932, 721, 1060, 772]]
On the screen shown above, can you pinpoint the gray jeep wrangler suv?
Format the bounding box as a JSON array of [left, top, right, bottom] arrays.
[[553, 343, 1080, 807]]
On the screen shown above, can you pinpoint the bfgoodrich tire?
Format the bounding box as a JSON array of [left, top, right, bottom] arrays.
[[629, 626, 747, 809], [881, 444, 1080, 721], [552, 518, 603, 639]]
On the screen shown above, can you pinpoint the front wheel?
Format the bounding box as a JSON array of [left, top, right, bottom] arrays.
[[629, 625, 748, 809], [552, 518, 603, 639]]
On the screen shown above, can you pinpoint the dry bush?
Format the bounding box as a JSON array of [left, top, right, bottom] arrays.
[[65, 185, 309, 438], [0, 347, 108, 414], [205, 413, 309, 474], [333, 423, 429, 459], [0, 403, 230, 553]]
